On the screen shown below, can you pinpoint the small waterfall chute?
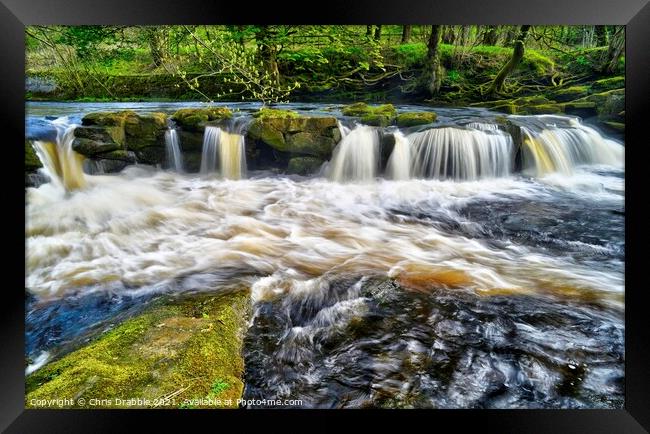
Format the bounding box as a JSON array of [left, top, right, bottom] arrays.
[[407, 126, 514, 180], [327, 125, 380, 182], [386, 131, 412, 180], [200, 125, 246, 179], [519, 118, 624, 176], [164, 128, 184, 172], [32, 119, 86, 191]]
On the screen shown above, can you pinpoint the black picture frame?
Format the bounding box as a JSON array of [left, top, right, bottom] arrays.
[[2, 0, 649, 431]]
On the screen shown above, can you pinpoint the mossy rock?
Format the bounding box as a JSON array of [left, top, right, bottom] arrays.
[[74, 125, 125, 147], [341, 102, 373, 117], [287, 156, 324, 175], [592, 76, 624, 92], [26, 290, 251, 409], [25, 139, 42, 172], [82, 111, 136, 128], [360, 113, 393, 127], [573, 89, 625, 120], [603, 121, 625, 132], [171, 107, 232, 132], [563, 101, 598, 118], [395, 112, 437, 127], [247, 115, 340, 158], [124, 113, 168, 150], [246, 120, 286, 150], [285, 132, 336, 156], [553, 85, 590, 102], [72, 138, 121, 156], [522, 103, 565, 115], [341, 103, 397, 126], [252, 108, 300, 119], [490, 103, 518, 115]]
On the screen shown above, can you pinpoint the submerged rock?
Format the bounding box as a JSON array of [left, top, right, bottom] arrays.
[[26, 290, 251, 409]]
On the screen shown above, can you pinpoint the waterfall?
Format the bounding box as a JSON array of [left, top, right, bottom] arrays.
[[200, 126, 246, 179], [164, 128, 183, 172], [32, 119, 86, 191], [327, 125, 380, 182], [386, 131, 411, 180], [337, 120, 351, 139], [407, 126, 514, 180], [519, 120, 624, 176]]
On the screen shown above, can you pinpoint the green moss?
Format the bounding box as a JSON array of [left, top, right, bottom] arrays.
[[171, 107, 232, 131], [603, 121, 625, 132], [26, 290, 250, 409], [247, 120, 287, 150], [523, 103, 565, 114], [253, 108, 300, 119], [395, 111, 437, 127], [81, 110, 135, 127], [124, 112, 168, 149], [25, 139, 42, 172], [593, 76, 624, 92], [553, 85, 591, 102], [523, 50, 555, 75], [342, 103, 397, 126]]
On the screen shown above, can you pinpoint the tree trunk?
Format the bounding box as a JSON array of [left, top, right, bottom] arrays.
[[374, 25, 382, 41], [601, 26, 624, 74], [442, 25, 456, 44], [459, 26, 470, 46], [488, 25, 531, 95], [595, 25, 608, 46], [503, 26, 517, 47], [482, 25, 499, 45], [147, 28, 167, 67], [423, 25, 443, 96], [401, 25, 412, 44], [256, 26, 280, 84]]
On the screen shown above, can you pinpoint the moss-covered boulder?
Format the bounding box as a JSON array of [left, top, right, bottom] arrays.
[[592, 76, 624, 93], [25, 139, 42, 172], [552, 85, 590, 102], [26, 290, 251, 409], [571, 89, 625, 121], [72, 138, 121, 156], [171, 107, 232, 132], [342, 103, 397, 127], [395, 111, 437, 127], [75, 111, 169, 167], [287, 156, 324, 175], [247, 109, 341, 159]]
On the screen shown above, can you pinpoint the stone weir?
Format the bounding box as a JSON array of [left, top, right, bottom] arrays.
[[69, 107, 349, 175]]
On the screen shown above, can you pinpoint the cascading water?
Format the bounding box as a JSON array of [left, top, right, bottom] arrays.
[[386, 131, 411, 180], [25, 103, 626, 409], [200, 125, 246, 179], [327, 125, 380, 182], [31, 118, 86, 191], [407, 126, 514, 180], [164, 128, 183, 172], [518, 117, 624, 176]]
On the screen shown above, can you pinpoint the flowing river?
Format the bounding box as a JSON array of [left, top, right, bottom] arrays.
[[25, 102, 624, 408]]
